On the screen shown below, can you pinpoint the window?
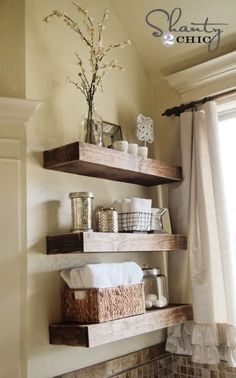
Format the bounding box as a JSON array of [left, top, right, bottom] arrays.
[[217, 96, 236, 243]]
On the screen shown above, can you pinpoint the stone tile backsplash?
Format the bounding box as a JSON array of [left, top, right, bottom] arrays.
[[172, 355, 236, 378], [55, 343, 236, 378]]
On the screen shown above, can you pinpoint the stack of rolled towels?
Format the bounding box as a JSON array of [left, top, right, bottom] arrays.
[[113, 198, 152, 232], [113, 198, 152, 213], [60, 262, 143, 289]]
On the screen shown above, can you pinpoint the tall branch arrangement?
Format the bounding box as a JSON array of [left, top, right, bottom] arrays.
[[44, 3, 131, 109]]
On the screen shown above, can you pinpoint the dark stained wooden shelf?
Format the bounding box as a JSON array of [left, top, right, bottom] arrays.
[[49, 304, 193, 347], [46, 232, 187, 254], [43, 142, 182, 186]]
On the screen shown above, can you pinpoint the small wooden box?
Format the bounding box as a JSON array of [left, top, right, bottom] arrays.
[[62, 283, 145, 324]]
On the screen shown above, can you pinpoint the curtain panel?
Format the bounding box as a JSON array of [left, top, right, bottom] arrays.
[[166, 102, 236, 366]]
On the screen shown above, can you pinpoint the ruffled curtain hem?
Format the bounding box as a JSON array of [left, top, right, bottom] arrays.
[[166, 322, 236, 367]]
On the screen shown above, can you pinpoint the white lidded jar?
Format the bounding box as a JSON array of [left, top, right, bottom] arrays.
[[142, 267, 169, 309]]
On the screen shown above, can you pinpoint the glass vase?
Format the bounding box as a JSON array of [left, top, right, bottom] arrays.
[[83, 104, 104, 147]]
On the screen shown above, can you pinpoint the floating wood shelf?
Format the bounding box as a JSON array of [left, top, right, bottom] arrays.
[[43, 142, 182, 186], [46, 232, 187, 254], [49, 304, 192, 347]]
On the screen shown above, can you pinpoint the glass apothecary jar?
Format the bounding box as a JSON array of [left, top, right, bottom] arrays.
[[142, 267, 169, 309], [69, 192, 93, 232]]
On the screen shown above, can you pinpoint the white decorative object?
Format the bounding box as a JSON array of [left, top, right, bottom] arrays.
[[112, 140, 128, 152], [145, 300, 153, 309], [138, 146, 148, 158], [136, 114, 154, 146], [127, 143, 138, 155], [152, 296, 168, 308], [146, 293, 157, 302]]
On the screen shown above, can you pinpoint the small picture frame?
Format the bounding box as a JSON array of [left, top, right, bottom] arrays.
[[103, 121, 123, 147], [150, 208, 172, 234]]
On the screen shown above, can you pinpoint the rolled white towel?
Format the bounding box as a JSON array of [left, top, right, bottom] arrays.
[[112, 200, 121, 213], [130, 198, 152, 213], [60, 268, 83, 289], [121, 198, 131, 213], [60, 262, 143, 289]]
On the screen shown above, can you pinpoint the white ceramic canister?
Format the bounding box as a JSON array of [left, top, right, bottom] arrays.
[[127, 143, 138, 155], [112, 140, 128, 152], [138, 146, 148, 158]]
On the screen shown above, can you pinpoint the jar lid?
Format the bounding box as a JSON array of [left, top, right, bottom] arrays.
[[69, 192, 94, 199], [142, 267, 160, 276]]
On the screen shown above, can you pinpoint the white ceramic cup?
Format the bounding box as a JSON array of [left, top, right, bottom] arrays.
[[112, 140, 128, 152], [127, 143, 138, 155], [138, 146, 148, 159]]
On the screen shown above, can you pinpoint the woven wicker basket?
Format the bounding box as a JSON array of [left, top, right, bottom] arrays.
[[62, 283, 145, 323]]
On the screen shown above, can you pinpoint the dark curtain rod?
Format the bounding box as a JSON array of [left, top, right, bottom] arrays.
[[162, 88, 236, 117]]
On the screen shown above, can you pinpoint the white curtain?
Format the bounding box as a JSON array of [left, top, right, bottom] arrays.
[[166, 102, 236, 366]]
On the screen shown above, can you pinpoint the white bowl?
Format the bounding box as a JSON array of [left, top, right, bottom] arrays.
[[112, 140, 128, 152]]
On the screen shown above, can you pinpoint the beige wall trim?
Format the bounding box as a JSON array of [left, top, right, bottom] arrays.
[[0, 97, 40, 378], [0, 138, 20, 160], [164, 51, 236, 97], [0, 97, 41, 127]]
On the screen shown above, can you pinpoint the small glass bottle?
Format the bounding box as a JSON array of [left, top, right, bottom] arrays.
[[81, 105, 104, 146], [142, 267, 169, 309]]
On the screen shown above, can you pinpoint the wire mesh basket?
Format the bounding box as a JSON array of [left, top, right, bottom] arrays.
[[118, 212, 152, 232]]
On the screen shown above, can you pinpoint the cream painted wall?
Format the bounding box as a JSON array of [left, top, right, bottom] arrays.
[[151, 81, 181, 206], [150, 80, 187, 304], [25, 1, 165, 377], [0, 0, 25, 98]]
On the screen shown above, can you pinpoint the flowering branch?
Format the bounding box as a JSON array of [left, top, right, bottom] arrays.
[[72, 3, 95, 45], [67, 76, 87, 97], [44, 10, 92, 47], [44, 3, 131, 106]]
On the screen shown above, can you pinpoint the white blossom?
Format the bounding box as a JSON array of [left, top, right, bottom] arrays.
[[44, 2, 130, 105]]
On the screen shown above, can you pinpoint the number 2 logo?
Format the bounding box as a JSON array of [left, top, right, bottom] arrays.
[[162, 33, 176, 47]]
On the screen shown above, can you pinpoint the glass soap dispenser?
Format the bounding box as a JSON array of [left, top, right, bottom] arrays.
[[142, 267, 169, 309]]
